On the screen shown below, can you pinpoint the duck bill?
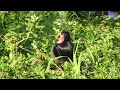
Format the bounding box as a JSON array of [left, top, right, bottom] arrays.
[[57, 40, 64, 44], [57, 35, 64, 44]]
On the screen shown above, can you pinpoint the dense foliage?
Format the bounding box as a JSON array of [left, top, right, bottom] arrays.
[[0, 11, 120, 79]]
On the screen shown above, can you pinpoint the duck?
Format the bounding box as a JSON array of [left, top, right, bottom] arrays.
[[50, 31, 74, 69]]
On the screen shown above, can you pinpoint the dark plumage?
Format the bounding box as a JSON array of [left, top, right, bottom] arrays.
[[50, 31, 74, 69]]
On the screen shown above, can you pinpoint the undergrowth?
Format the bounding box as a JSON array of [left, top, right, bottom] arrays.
[[0, 11, 120, 79]]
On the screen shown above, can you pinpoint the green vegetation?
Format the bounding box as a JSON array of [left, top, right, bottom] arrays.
[[0, 11, 120, 79]]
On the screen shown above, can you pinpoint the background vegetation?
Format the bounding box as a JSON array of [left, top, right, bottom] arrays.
[[0, 11, 120, 79]]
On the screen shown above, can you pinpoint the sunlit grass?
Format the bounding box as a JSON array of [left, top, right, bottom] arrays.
[[0, 11, 120, 79]]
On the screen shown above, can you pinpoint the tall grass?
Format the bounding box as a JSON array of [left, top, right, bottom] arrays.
[[0, 11, 120, 79]]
